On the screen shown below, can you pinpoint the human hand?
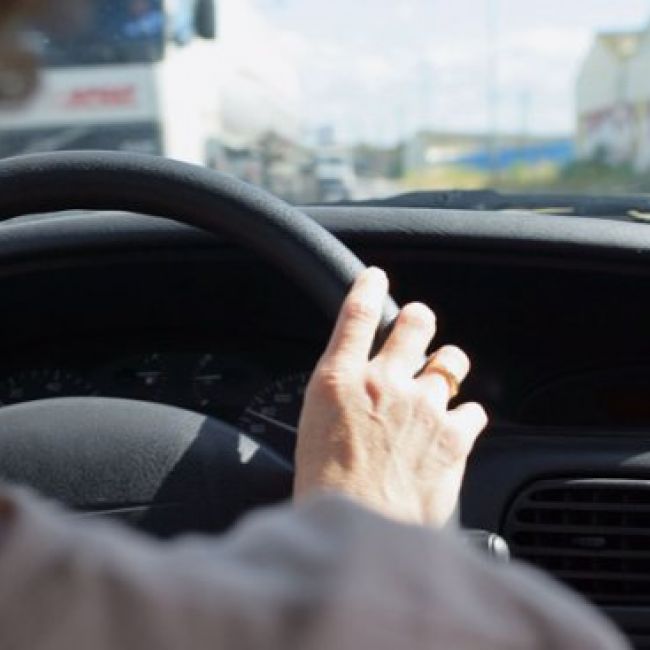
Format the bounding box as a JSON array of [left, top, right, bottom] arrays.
[[294, 267, 487, 527]]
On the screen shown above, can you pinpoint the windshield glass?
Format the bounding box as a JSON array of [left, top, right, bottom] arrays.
[[2, 0, 650, 205]]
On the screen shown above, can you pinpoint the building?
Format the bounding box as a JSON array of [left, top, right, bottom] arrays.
[[576, 28, 650, 169], [402, 130, 572, 176]]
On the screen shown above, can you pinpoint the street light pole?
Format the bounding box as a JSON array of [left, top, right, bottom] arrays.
[[486, 0, 500, 185]]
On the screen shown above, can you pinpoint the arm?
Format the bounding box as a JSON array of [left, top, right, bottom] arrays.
[[0, 486, 628, 650]]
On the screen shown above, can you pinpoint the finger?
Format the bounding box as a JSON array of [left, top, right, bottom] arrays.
[[376, 302, 436, 375], [417, 345, 471, 408], [447, 401, 489, 449], [322, 267, 389, 367]]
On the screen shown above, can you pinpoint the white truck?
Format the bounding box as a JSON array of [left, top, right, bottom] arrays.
[[314, 147, 357, 202], [0, 0, 312, 200]]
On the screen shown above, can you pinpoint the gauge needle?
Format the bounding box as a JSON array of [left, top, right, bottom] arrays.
[[245, 409, 298, 434]]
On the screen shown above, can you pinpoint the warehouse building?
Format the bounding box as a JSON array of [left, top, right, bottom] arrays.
[[576, 28, 650, 169]]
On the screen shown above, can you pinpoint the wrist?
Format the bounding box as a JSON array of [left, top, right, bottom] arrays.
[[295, 463, 463, 529], [295, 471, 426, 526]]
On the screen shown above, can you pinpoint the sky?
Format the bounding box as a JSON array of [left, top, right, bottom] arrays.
[[253, 0, 650, 145]]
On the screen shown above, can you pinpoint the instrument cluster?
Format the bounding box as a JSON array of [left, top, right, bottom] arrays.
[[0, 341, 318, 459]]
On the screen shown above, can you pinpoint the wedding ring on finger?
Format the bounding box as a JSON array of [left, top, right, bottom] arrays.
[[419, 346, 470, 400], [424, 360, 461, 399]]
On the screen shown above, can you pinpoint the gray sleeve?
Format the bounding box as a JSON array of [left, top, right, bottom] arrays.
[[0, 487, 630, 650]]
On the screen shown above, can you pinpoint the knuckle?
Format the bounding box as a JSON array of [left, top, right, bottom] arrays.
[[364, 365, 384, 393], [388, 373, 411, 398], [343, 298, 378, 325], [308, 364, 349, 400], [366, 365, 409, 400], [417, 383, 447, 413]]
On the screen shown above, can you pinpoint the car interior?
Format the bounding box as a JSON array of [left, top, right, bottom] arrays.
[[2, 150, 650, 647]]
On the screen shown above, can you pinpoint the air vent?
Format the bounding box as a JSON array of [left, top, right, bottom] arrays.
[[503, 478, 650, 606]]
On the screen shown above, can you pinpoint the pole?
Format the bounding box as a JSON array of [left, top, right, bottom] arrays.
[[486, 0, 499, 185], [519, 89, 531, 164]]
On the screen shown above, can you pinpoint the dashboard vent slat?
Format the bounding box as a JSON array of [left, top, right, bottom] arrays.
[[503, 479, 650, 607]]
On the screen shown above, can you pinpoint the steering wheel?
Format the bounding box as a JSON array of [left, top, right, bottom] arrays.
[[0, 151, 399, 537]]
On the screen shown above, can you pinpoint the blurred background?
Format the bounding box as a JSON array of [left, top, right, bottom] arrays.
[[2, 0, 650, 203]]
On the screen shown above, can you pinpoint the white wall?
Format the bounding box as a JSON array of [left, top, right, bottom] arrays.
[[576, 37, 642, 167], [576, 40, 622, 117]]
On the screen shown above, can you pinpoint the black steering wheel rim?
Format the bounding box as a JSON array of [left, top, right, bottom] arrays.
[[0, 151, 399, 536], [0, 151, 398, 324]]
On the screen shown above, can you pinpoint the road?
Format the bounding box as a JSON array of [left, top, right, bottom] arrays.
[[351, 176, 405, 201]]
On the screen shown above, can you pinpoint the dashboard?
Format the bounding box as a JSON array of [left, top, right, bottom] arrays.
[[5, 206, 650, 645], [3, 210, 650, 440], [0, 338, 318, 460], [10, 348, 650, 450]]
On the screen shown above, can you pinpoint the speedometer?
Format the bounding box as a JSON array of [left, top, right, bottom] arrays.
[[237, 371, 310, 459], [0, 369, 96, 407]]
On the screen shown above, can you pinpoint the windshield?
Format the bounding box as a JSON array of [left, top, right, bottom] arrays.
[[2, 0, 650, 205]]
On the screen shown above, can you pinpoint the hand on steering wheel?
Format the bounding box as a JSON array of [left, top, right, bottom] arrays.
[[0, 151, 479, 535], [295, 267, 488, 527]]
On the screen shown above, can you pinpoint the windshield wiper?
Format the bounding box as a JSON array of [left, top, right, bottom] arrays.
[[343, 189, 650, 222]]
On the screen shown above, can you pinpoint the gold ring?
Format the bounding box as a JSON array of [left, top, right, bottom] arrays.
[[424, 360, 461, 399]]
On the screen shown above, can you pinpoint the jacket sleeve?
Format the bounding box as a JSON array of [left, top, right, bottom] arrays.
[[0, 487, 630, 650]]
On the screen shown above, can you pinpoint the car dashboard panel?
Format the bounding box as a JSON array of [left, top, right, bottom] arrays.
[[0, 339, 317, 460], [518, 366, 650, 428], [2, 208, 650, 646], [2, 249, 650, 434]]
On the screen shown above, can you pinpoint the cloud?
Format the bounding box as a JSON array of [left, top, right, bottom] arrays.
[[256, 0, 650, 144]]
